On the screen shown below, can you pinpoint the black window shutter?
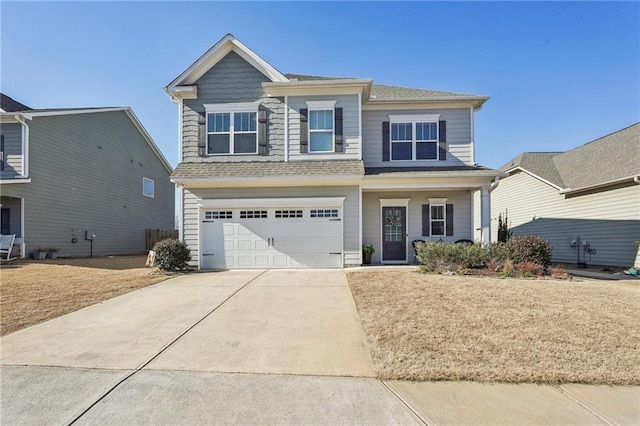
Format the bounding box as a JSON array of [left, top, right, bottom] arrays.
[[258, 108, 268, 155], [299, 108, 308, 153], [422, 204, 430, 236], [198, 113, 207, 157], [382, 121, 390, 161], [438, 120, 447, 161], [0, 134, 4, 171], [334, 107, 343, 152], [446, 204, 454, 236]]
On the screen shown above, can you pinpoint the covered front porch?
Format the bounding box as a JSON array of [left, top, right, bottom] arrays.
[[360, 167, 498, 265], [0, 195, 25, 258]]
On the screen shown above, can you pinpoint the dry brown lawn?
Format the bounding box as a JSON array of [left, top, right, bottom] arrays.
[[347, 270, 640, 385], [0, 256, 168, 336]]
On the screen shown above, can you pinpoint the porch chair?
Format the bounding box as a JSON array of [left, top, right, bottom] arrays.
[[0, 234, 16, 261]]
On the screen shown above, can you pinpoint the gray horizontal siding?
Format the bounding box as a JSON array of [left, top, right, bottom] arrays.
[[362, 190, 473, 264], [362, 108, 472, 167], [288, 95, 360, 161], [182, 51, 285, 162], [1, 111, 174, 256], [1, 123, 23, 178], [491, 171, 640, 267], [183, 186, 360, 267]]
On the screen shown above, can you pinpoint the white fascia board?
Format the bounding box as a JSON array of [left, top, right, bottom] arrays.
[[123, 109, 173, 173], [172, 174, 363, 188], [0, 178, 32, 184], [197, 197, 345, 209], [22, 108, 126, 119], [362, 182, 487, 190], [505, 167, 564, 191], [558, 175, 640, 195], [165, 34, 288, 94], [362, 100, 484, 111]]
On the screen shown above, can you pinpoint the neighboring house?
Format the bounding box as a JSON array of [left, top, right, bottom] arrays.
[[166, 34, 501, 269], [0, 93, 175, 258], [488, 123, 640, 267]]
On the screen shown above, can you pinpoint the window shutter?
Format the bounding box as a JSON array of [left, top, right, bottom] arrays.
[[198, 113, 207, 157], [299, 108, 308, 153], [258, 108, 268, 155], [382, 121, 390, 161], [334, 107, 343, 152], [0, 134, 4, 171], [422, 204, 430, 236], [446, 204, 454, 236], [438, 120, 447, 161]]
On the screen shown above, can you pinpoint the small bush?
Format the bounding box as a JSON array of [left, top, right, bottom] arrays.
[[153, 239, 191, 272], [500, 258, 516, 277], [548, 264, 570, 280], [515, 261, 545, 276], [506, 236, 552, 267]]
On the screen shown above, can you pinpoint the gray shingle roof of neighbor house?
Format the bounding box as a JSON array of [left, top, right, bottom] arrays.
[[284, 74, 488, 102], [501, 122, 640, 191], [0, 93, 32, 112], [171, 160, 366, 180]]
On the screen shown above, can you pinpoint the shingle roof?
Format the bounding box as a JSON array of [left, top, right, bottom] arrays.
[[0, 93, 31, 112], [171, 160, 365, 180], [501, 123, 640, 190], [365, 165, 501, 178]]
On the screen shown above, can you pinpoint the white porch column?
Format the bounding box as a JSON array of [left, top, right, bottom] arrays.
[[481, 186, 491, 245]]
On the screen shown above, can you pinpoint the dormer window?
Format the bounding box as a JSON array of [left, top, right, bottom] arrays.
[[204, 102, 258, 155]]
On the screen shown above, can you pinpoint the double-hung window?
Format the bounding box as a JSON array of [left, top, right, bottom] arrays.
[[389, 114, 440, 161], [205, 103, 258, 155], [306, 101, 335, 153], [430, 205, 445, 236]]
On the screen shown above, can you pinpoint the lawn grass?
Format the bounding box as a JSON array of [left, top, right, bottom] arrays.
[[346, 270, 640, 385], [0, 255, 168, 335]]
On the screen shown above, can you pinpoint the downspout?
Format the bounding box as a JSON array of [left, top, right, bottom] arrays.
[[14, 114, 29, 177], [490, 175, 500, 191], [177, 99, 184, 241], [284, 95, 289, 162], [634, 176, 640, 184]]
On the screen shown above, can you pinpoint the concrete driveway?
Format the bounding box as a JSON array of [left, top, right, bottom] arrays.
[[2, 269, 637, 425]]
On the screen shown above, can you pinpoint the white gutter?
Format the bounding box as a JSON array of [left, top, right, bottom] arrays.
[[358, 92, 363, 160], [14, 114, 29, 177], [489, 176, 500, 191], [559, 174, 640, 194]]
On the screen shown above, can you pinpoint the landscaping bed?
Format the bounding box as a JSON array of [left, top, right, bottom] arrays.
[[0, 255, 168, 335], [347, 270, 640, 385]]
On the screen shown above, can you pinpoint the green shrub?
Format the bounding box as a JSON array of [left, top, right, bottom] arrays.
[[506, 236, 552, 267], [497, 211, 513, 243], [153, 239, 191, 272], [416, 241, 489, 272]]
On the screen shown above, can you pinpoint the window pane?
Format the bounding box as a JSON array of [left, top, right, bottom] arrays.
[[431, 205, 444, 219], [310, 110, 333, 130], [310, 131, 333, 152], [234, 112, 256, 132], [234, 133, 257, 153], [431, 221, 445, 236], [208, 113, 230, 132], [416, 122, 437, 141], [391, 123, 412, 141], [391, 142, 412, 160], [208, 134, 230, 154], [417, 142, 438, 160]]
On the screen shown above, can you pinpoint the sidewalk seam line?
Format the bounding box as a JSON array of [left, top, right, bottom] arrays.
[[66, 270, 268, 426], [380, 380, 431, 426], [554, 385, 615, 426]]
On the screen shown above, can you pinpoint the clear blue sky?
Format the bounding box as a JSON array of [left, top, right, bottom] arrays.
[[1, 1, 638, 169]]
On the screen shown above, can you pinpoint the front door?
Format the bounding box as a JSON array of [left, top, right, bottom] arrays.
[[382, 206, 406, 262]]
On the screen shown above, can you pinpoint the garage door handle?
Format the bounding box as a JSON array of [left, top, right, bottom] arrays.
[[329, 252, 341, 255], [202, 253, 215, 256]]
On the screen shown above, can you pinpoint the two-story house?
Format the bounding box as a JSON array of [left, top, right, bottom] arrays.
[[166, 34, 501, 269], [0, 93, 175, 258]]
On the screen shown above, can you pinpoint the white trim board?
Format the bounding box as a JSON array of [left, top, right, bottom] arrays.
[[197, 197, 345, 209]]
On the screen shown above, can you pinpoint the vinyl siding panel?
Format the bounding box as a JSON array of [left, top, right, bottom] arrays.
[[362, 108, 471, 167], [183, 185, 360, 267], [0, 111, 174, 256], [288, 95, 360, 160], [182, 51, 285, 162], [491, 171, 640, 267], [362, 190, 473, 264], [1, 123, 23, 178]]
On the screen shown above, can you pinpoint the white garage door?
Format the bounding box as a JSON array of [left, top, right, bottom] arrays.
[[201, 206, 343, 269]]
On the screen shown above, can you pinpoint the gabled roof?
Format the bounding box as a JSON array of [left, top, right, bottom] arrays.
[[501, 123, 640, 193], [166, 34, 288, 95], [0, 93, 32, 112]]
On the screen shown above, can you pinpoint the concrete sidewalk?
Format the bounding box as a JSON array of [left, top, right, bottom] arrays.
[[1, 270, 638, 425]]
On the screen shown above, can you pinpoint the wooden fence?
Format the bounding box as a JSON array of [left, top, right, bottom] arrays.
[[145, 228, 179, 251]]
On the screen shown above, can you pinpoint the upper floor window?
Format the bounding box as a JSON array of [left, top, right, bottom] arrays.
[[306, 101, 336, 153], [143, 177, 154, 198], [389, 114, 440, 161], [205, 102, 258, 155]]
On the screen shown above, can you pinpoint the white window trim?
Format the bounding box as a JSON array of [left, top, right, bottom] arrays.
[[143, 177, 155, 198], [430, 204, 446, 237], [306, 100, 336, 154], [389, 114, 441, 162], [204, 102, 260, 156]]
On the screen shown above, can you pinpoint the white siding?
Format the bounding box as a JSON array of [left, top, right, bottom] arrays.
[[288, 95, 360, 161], [183, 186, 360, 267], [362, 108, 472, 167], [491, 171, 640, 267], [362, 190, 473, 264]]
